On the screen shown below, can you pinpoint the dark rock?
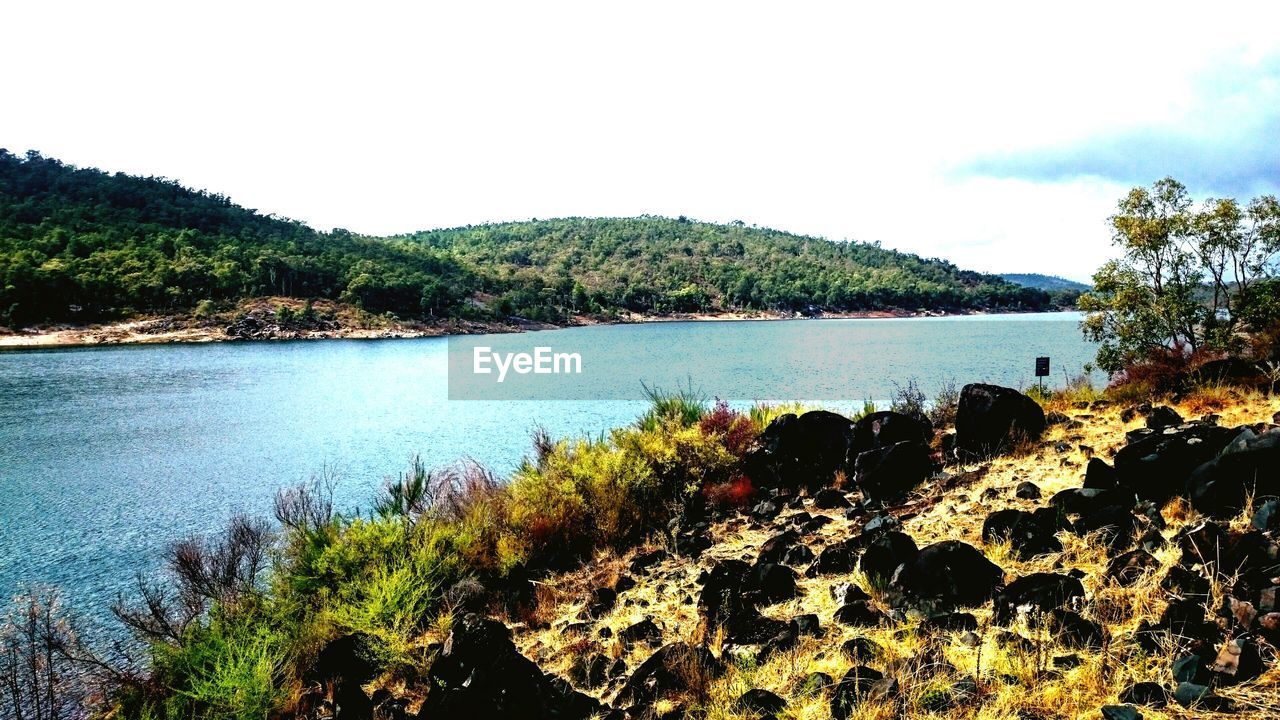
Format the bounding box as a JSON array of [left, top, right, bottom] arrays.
[[954, 383, 1046, 458], [840, 637, 882, 662], [1188, 428, 1280, 517], [1015, 481, 1042, 499], [800, 672, 834, 695], [830, 666, 884, 720], [1049, 609, 1104, 649], [1252, 497, 1280, 532], [1173, 682, 1232, 712], [1161, 566, 1210, 599], [735, 688, 787, 715], [1113, 422, 1235, 503], [982, 508, 1063, 559], [1193, 358, 1265, 388], [861, 513, 900, 535], [746, 563, 798, 606], [619, 618, 662, 647], [1118, 682, 1168, 707], [751, 500, 782, 520], [1046, 410, 1070, 426], [834, 600, 889, 627], [992, 573, 1085, 626], [893, 540, 1004, 609], [830, 581, 870, 605], [1084, 458, 1119, 489], [614, 575, 637, 593], [588, 587, 617, 618], [1176, 520, 1228, 568], [756, 530, 803, 566], [921, 612, 978, 633], [859, 531, 919, 586], [813, 487, 852, 509], [1106, 549, 1160, 587], [1172, 654, 1211, 685], [790, 613, 822, 637], [807, 537, 863, 576], [744, 410, 855, 492], [1100, 705, 1142, 720], [629, 549, 668, 574], [1210, 635, 1265, 684], [1070, 503, 1142, 553], [570, 653, 609, 688], [1146, 406, 1183, 429], [1050, 487, 1137, 516], [615, 643, 725, 707], [420, 614, 601, 720], [310, 632, 380, 686], [851, 410, 933, 454], [853, 440, 934, 502]]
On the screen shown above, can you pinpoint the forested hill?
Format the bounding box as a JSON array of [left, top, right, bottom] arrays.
[[0, 150, 1051, 327]]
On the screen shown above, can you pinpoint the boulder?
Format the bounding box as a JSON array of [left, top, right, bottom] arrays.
[[745, 563, 799, 606], [1084, 458, 1119, 489], [1049, 609, 1104, 649], [982, 508, 1063, 559], [1015, 481, 1042, 499], [851, 410, 933, 454], [853, 440, 934, 502], [859, 531, 919, 586], [892, 540, 1004, 609], [734, 688, 787, 715], [419, 614, 601, 720], [1188, 427, 1280, 517], [1113, 422, 1236, 502], [1106, 549, 1160, 587], [992, 573, 1085, 626], [1145, 406, 1183, 430], [615, 643, 725, 707], [1118, 682, 1169, 707], [830, 666, 885, 720], [806, 537, 862, 577], [310, 632, 380, 686], [834, 600, 890, 627], [813, 487, 852, 509], [619, 618, 662, 647], [744, 410, 855, 492], [954, 384, 1046, 458]]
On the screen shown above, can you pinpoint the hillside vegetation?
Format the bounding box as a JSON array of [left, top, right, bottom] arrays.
[[0, 150, 1051, 329]]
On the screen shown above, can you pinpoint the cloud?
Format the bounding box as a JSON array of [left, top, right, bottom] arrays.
[[956, 54, 1280, 197]]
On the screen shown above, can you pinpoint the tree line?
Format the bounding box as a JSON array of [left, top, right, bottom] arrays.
[[0, 150, 1052, 328]]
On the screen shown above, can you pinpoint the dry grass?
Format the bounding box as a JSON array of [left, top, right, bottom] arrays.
[[504, 390, 1280, 719]]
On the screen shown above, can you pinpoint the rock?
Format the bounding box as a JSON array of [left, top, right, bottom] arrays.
[[1084, 458, 1119, 489], [587, 587, 616, 618], [851, 410, 933, 454], [1188, 427, 1280, 517], [735, 688, 787, 715], [982, 508, 1063, 559], [1173, 682, 1232, 712], [1015, 481, 1042, 499], [1211, 635, 1265, 684], [1049, 487, 1136, 516], [1176, 520, 1228, 568], [834, 600, 889, 627], [629, 549, 668, 574], [859, 531, 919, 586], [800, 671, 834, 695], [958, 631, 981, 647], [830, 666, 885, 720], [1192, 358, 1265, 388], [893, 540, 1004, 609], [310, 632, 380, 686], [853, 440, 934, 502], [1113, 422, 1236, 502], [744, 410, 856, 492], [746, 563, 799, 606], [751, 499, 782, 520], [921, 612, 978, 633], [840, 637, 882, 662], [807, 537, 862, 576], [570, 653, 609, 688], [992, 573, 1085, 626], [1106, 549, 1160, 587], [1118, 682, 1169, 707], [1049, 609, 1104, 649], [756, 530, 805, 566], [1070, 503, 1143, 553], [1252, 497, 1280, 532], [1160, 566, 1210, 599], [790, 613, 822, 637], [831, 581, 870, 605], [1100, 705, 1142, 720], [619, 618, 662, 647], [813, 487, 852, 509], [1145, 406, 1183, 429], [420, 614, 601, 720], [1172, 654, 1211, 685], [1046, 410, 1070, 426], [861, 513, 900, 535], [954, 383, 1046, 458], [615, 642, 725, 707]]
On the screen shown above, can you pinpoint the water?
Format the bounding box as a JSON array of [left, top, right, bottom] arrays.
[[0, 312, 1097, 635]]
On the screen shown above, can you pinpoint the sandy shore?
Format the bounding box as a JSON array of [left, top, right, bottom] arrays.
[[0, 305, 980, 350]]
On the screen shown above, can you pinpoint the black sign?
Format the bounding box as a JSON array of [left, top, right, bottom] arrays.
[[1035, 356, 1050, 377]]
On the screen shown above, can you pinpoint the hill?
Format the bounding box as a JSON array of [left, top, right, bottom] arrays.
[[1001, 273, 1091, 292], [0, 150, 1052, 330]]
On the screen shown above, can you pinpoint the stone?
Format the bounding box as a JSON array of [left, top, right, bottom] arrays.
[[1145, 406, 1183, 430], [1106, 549, 1160, 587], [894, 540, 1004, 609], [1100, 705, 1142, 720], [834, 600, 889, 628], [744, 410, 856, 492], [982, 508, 1063, 559], [619, 618, 662, 646], [851, 410, 933, 454], [830, 666, 885, 720], [735, 688, 787, 715], [992, 573, 1085, 626], [954, 383, 1046, 458], [1118, 682, 1168, 707], [813, 487, 852, 509], [853, 440, 934, 502], [1015, 481, 1041, 499], [1084, 458, 1118, 489], [1188, 428, 1280, 517], [859, 531, 919, 586]]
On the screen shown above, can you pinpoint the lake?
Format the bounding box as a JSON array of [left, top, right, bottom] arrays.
[[0, 312, 1098, 635]]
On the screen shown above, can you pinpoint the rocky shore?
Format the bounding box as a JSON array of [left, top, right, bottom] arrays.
[[295, 384, 1280, 719]]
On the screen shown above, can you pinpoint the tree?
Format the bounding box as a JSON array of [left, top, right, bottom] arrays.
[[1081, 177, 1280, 374]]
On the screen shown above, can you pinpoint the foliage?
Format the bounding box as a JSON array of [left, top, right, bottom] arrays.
[[0, 151, 1052, 328], [1081, 177, 1280, 373]]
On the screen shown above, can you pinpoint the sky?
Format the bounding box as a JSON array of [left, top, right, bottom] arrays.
[[4, 2, 1279, 282]]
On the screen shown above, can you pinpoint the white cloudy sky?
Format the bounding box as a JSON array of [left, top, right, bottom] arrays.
[[5, 2, 1279, 281]]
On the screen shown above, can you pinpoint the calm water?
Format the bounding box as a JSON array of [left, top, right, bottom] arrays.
[[0, 313, 1097, 634]]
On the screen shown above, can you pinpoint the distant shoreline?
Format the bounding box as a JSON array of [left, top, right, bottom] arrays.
[[0, 303, 1075, 350]]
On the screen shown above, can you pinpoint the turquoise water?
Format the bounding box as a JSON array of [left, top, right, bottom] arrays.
[[0, 313, 1097, 632]]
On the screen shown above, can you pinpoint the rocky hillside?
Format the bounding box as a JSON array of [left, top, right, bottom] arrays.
[[295, 384, 1280, 720]]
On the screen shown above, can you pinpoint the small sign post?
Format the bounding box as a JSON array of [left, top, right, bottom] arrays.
[[1035, 356, 1050, 394]]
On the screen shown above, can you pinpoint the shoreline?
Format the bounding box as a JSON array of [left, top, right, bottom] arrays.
[[0, 304, 1072, 350]]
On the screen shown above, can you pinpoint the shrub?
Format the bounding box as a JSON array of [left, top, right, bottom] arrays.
[[155, 620, 286, 720]]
